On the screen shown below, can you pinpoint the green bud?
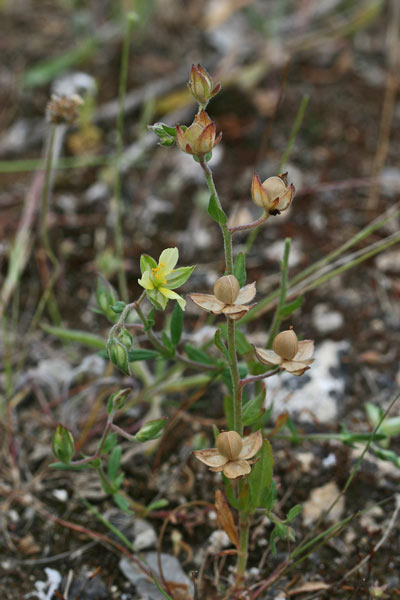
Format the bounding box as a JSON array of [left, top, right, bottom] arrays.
[[107, 388, 131, 414], [108, 339, 129, 374], [135, 418, 167, 442], [148, 122, 176, 147], [96, 275, 117, 316], [118, 328, 133, 349], [52, 425, 75, 463], [111, 301, 127, 314]]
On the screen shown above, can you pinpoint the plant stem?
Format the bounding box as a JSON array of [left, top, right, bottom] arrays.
[[226, 317, 242, 435], [38, 124, 61, 325], [236, 511, 250, 587], [266, 237, 291, 347], [229, 212, 268, 234], [199, 158, 233, 273], [113, 14, 136, 302]]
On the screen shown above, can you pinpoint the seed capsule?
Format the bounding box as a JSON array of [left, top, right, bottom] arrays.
[[216, 431, 243, 460], [213, 275, 240, 304], [273, 329, 299, 360]]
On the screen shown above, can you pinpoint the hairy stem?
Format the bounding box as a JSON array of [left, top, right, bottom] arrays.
[[236, 511, 250, 587], [199, 157, 233, 273], [227, 317, 242, 435]]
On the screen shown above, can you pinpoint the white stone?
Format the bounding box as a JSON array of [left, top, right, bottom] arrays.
[[312, 303, 344, 333], [303, 482, 345, 526]]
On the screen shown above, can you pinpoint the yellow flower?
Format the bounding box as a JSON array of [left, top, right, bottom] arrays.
[[251, 172, 295, 215], [189, 275, 256, 321], [193, 430, 263, 479], [253, 329, 314, 376], [138, 248, 194, 311], [176, 110, 222, 156]]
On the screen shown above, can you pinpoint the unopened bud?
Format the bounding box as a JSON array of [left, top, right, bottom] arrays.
[[213, 275, 240, 305], [96, 275, 117, 315], [52, 425, 75, 463], [118, 328, 132, 349], [135, 418, 167, 442], [216, 431, 243, 461], [108, 339, 129, 374], [148, 122, 176, 147], [273, 330, 299, 360], [188, 64, 221, 106]]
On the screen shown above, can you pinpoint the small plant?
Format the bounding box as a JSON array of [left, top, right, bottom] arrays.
[[48, 64, 397, 598]]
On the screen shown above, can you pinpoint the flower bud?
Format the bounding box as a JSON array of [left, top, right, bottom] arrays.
[[273, 329, 299, 360], [108, 339, 129, 374], [52, 425, 75, 463], [176, 111, 221, 156], [188, 64, 221, 106], [148, 122, 176, 147], [118, 328, 133, 349], [213, 275, 240, 305], [216, 431, 243, 460], [135, 418, 167, 442], [96, 275, 117, 315]]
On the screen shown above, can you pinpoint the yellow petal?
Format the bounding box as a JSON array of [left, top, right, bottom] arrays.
[[223, 460, 251, 479], [193, 448, 228, 468], [158, 248, 179, 273], [159, 287, 186, 310], [138, 270, 154, 290]]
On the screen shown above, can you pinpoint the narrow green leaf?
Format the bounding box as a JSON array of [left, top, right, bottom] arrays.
[[145, 308, 155, 331], [113, 493, 131, 512], [100, 433, 117, 455], [208, 193, 227, 224], [170, 303, 183, 345], [248, 439, 274, 511], [278, 296, 303, 318], [287, 504, 302, 522], [146, 498, 169, 512], [108, 445, 122, 482], [234, 252, 246, 287], [42, 325, 106, 350], [127, 348, 159, 361], [243, 388, 266, 426], [214, 329, 230, 361], [185, 343, 213, 365]]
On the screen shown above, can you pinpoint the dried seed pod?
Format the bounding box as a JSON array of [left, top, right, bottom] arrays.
[[273, 330, 299, 360], [216, 431, 243, 461], [213, 275, 240, 304], [262, 176, 287, 202]]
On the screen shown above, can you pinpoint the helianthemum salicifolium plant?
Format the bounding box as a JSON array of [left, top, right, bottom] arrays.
[[51, 64, 317, 594]]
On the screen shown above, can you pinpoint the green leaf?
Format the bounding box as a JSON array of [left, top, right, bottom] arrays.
[[218, 323, 252, 356], [146, 498, 169, 512], [113, 493, 131, 512], [140, 254, 157, 275], [287, 505, 302, 522], [243, 388, 266, 426], [128, 348, 159, 362], [111, 301, 127, 314], [108, 445, 122, 482], [165, 266, 195, 289], [208, 193, 227, 225], [170, 303, 183, 345], [100, 433, 117, 455], [185, 343, 213, 365], [264, 478, 277, 511], [42, 325, 106, 350], [50, 462, 90, 471], [214, 329, 229, 361], [223, 475, 239, 509], [161, 332, 175, 356], [234, 252, 246, 287], [145, 308, 155, 331], [248, 439, 274, 511], [278, 296, 303, 318]]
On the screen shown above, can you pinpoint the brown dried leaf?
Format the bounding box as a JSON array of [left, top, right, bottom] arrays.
[[214, 489, 239, 548], [287, 581, 330, 596]]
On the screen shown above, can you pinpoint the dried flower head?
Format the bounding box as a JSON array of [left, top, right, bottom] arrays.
[[253, 329, 314, 376], [176, 110, 222, 156], [189, 275, 256, 320], [251, 172, 295, 215], [188, 64, 221, 106], [193, 430, 262, 479], [46, 94, 83, 125]]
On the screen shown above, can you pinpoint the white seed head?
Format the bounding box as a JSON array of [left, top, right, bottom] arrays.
[[273, 329, 299, 360], [213, 275, 240, 305], [216, 431, 243, 460], [262, 176, 286, 202]]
